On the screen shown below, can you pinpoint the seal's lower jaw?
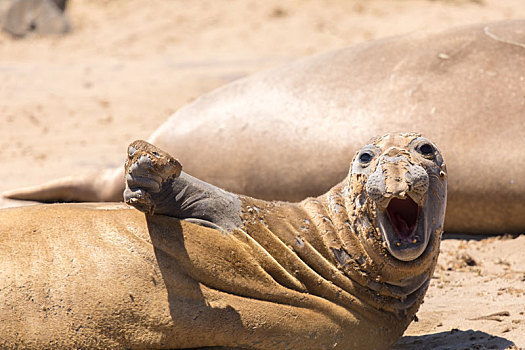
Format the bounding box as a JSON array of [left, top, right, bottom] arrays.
[[377, 196, 429, 262]]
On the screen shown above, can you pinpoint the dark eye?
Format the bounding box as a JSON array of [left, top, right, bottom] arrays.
[[359, 152, 373, 164], [418, 143, 434, 156]]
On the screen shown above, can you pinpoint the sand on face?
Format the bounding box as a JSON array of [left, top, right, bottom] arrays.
[[1, 0, 524, 348]]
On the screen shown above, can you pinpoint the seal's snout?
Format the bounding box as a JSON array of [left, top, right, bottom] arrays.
[[366, 150, 429, 210], [367, 156, 427, 249], [363, 142, 436, 262]]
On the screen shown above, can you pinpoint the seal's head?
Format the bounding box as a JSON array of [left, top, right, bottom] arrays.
[[350, 132, 447, 262]]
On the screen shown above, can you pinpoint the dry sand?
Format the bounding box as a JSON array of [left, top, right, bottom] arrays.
[[1, 0, 524, 348]]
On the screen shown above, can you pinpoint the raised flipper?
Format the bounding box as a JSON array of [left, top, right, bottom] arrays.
[[124, 140, 242, 232], [3, 168, 124, 202]]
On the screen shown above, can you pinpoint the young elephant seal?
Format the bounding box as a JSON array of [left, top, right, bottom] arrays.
[[123, 132, 448, 349], [0, 133, 446, 349]]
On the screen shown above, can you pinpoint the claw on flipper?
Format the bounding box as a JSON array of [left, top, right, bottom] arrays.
[[125, 140, 182, 182], [124, 140, 183, 214]]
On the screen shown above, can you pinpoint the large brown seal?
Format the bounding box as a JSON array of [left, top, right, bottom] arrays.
[[5, 20, 521, 233], [0, 133, 447, 349]]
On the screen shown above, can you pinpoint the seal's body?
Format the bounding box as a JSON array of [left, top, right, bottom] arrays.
[[0, 133, 447, 349]]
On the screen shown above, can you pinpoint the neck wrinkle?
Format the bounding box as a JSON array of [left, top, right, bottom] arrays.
[[298, 180, 423, 316], [342, 175, 440, 309]]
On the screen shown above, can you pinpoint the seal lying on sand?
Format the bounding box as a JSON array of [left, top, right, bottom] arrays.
[[4, 20, 522, 234], [0, 133, 447, 349]]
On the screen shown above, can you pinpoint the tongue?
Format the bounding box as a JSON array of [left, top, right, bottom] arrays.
[[386, 197, 419, 238]]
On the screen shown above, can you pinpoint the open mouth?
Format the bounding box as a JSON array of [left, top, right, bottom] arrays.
[[386, 197, 419, 240], [377, 194, 428, 262]]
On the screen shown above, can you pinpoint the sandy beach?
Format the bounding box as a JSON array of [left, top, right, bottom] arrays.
[[1, 0, 524, 348]]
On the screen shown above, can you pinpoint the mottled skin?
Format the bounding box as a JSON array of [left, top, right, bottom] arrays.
[[4, 20, 522, 234], [0, 133, 446, 349]]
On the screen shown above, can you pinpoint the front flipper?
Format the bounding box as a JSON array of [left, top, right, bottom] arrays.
[[124, 140, 182, 215], [124, 140, 242, 232]]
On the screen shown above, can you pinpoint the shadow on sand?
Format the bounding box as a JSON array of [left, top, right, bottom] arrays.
[[393, 329, 515, 350]]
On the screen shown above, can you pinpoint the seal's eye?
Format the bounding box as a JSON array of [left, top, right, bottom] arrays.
[[359, 151, 373, 164], [418, 143, 434, 156]]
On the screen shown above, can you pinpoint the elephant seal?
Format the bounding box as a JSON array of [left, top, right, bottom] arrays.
[[5, 20, 521, 233], [0, 133, 447, 349]]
